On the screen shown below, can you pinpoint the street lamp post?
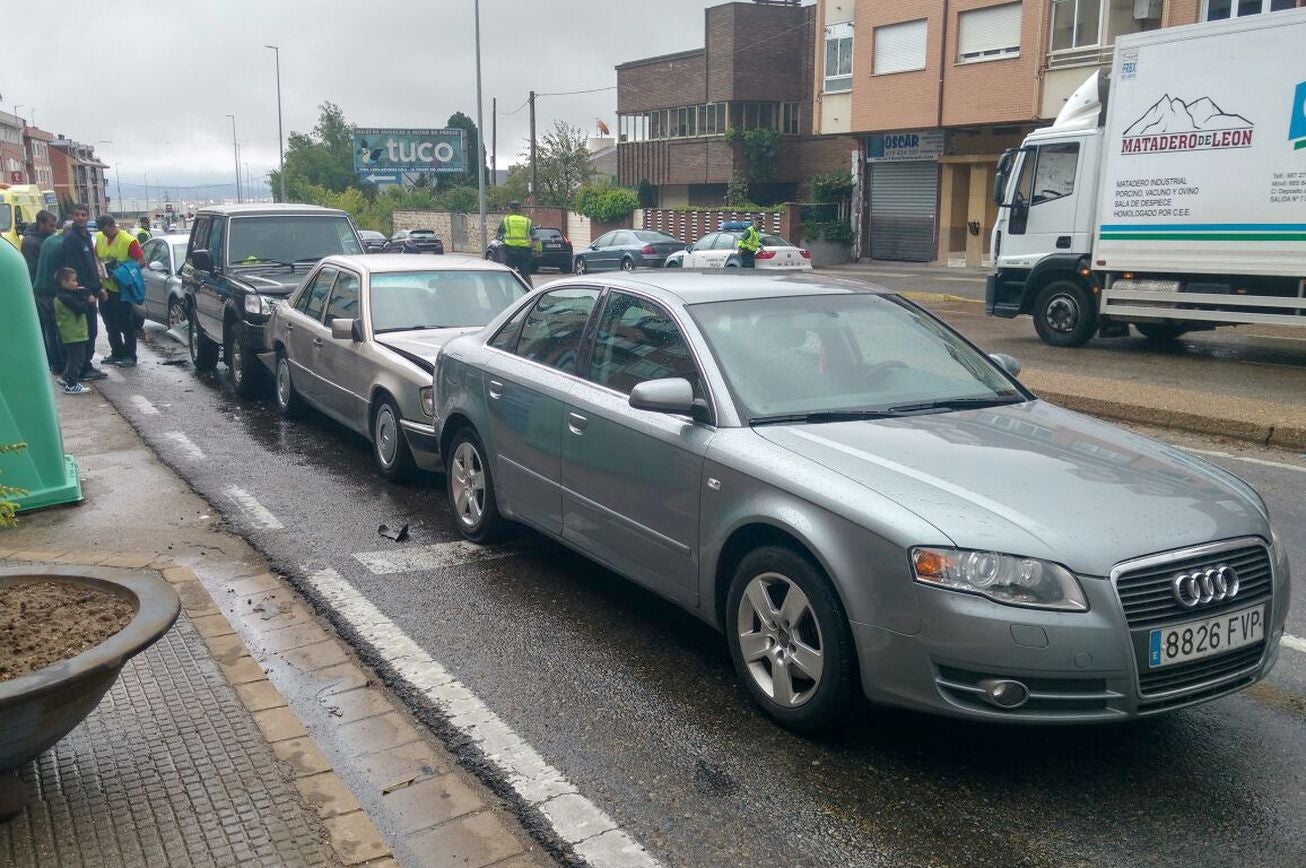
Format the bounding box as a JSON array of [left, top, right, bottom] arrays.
[[143, 172, 149, 213], [114, 164, 123, 214], [473, 0, 487, 252], [265, 45, 286, 203], [226, 114, 241, 203]]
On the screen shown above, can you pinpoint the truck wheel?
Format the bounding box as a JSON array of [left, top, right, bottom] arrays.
[[188, 313, 219, 371], [1033, 281, 1096, 348], [1135, 323, 1189, 342], [226, 327, 264, 398]]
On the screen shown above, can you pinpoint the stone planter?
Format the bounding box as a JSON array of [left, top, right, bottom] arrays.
[[0, 566, 180, 773], [800, 238, 852, 268]]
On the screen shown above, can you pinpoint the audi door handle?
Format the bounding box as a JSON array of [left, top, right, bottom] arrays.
[[568, 412, 588, 434], [488, 379, 504, 399]]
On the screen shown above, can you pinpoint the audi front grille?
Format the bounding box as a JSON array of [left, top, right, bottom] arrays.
[[1113, 540, 1271, 630]]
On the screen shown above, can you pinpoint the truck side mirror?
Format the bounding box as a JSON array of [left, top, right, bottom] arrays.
[[191, 249, 214, 272]]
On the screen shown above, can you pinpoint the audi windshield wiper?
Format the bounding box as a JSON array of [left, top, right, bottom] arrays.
[[749, 409, 896, 426], [887, 396, 1025, 414]]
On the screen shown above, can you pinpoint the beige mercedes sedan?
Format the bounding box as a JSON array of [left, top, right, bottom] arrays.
[[261, 253, 530, 481]]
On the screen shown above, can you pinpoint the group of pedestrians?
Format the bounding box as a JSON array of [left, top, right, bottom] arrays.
[[21, 207, 148, 394]]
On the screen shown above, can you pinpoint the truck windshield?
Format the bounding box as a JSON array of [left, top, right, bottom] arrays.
[[227, 216, 362, 266]]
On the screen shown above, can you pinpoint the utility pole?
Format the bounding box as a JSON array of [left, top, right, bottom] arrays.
[[491, 97, 497, 187], [143, 172, 149, 213], [529, 90, 537, 204], [266, 45, 286, 202], [227, 114, 241, 203], [474, 0, 488, 253]]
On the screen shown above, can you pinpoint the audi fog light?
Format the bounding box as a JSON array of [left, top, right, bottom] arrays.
[[911, 548, 1088, 611], [419, 386, 434, 417]]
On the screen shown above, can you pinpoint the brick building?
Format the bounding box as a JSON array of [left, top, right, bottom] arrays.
[[23, 126, 54, 191], [49, 137, 110, 217], [813, 0, 1302, 263], [616, 0, 859, 207], [0, 111, 26, 184]]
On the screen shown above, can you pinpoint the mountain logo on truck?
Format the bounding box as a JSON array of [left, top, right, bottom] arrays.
[[1120, 95, 1253, 155]]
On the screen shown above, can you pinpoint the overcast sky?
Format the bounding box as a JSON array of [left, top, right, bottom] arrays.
[[8, 0, 727, 198]]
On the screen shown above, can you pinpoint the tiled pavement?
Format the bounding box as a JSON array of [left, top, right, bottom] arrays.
[[0, 608, 338, 867]]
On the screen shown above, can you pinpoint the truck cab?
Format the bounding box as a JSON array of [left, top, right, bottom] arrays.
[[988, 74, 1107, 347]]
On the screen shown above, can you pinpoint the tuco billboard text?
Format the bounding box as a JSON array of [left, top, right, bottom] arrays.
[[353, 128, 466, 175]]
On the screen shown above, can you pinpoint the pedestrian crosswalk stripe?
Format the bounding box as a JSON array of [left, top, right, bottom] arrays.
[[300, 566, 660, 867], [353, 540, 518, 575]]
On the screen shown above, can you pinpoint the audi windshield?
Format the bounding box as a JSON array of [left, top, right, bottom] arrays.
[[686, 293, 1028, 422]]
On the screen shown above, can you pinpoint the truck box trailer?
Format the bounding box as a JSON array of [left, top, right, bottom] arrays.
[[987, 8, 1306, 346]]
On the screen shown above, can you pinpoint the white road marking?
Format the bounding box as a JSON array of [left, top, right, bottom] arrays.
[[353, 540, 519, 575], [1178, 446, 1306, 475], [301, 567, 659, 867], [223, 486, 284, 530], [130, 394, 159, 415], [1282, 634, 1306, 655], [163, 431, 206, 461]]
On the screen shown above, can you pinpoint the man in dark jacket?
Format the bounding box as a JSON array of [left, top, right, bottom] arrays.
[[58, 204, 107, 381], [21, 210, 58, 279]]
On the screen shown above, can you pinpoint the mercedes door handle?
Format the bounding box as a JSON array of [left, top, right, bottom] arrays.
[[312, 338, 324, 348], [567, 412, 588, 434], [488, 379, 504, 399], [284, 322, 294, 332]]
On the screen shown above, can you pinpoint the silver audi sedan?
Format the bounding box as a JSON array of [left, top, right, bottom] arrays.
[[432, 272, 1289, 731], [263, 254, 529, 480]]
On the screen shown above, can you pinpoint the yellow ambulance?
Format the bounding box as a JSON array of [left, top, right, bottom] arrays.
[[0, 183, 52, 250]]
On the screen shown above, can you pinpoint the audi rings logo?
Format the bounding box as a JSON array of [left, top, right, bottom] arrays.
[[1172, 566, 1240, 609]]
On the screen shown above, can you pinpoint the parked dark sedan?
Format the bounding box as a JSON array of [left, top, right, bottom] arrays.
[[573, 229, 682, 274], [485, 227, 573, 273], [359, 230, 389, 253], [386, 228, 445, 255]]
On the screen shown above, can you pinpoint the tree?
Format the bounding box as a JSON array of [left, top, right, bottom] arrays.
[[445, 111, 487, 187], [532, 121, 593, 207], [637, 179, 655, 209], [268, 102, 357, 202]]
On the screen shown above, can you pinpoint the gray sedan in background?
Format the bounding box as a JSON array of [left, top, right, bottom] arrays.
[[136, 232, 191, 330], [433, 271, 1288, 731], [263, 254, 529, 481]]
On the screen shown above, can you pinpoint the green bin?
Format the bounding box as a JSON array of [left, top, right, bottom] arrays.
[[0, 238, 81, 511]]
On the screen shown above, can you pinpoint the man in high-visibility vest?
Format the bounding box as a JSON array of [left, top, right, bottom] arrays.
[[94, 215, 146, 367], [496, 202, 534, 278], [135, 216, 153, 244], [736, 216, 762, 268]]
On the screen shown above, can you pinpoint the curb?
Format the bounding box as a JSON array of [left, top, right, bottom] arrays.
[[1032, 389, 1306, 451]]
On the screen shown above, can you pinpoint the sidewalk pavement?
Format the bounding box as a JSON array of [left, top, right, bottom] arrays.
[[0, 385, 554, 868]]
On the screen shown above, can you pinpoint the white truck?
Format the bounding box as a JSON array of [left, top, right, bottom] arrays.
[[987, 9, 1306, 346]]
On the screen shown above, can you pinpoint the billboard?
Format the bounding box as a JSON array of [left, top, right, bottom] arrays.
[[353, 128, 466, 176]]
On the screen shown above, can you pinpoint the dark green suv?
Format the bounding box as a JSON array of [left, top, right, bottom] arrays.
[[182, 204, 364, 396]]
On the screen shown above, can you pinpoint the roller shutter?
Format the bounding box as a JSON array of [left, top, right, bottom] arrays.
[[868, 161, 938, 262]]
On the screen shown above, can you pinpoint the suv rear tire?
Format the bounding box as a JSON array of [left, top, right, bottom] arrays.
[[188, 311, 219, 371]]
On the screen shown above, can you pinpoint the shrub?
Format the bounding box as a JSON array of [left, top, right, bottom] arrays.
[[0, 443, 29, 528], [572, 184, 640, 222]]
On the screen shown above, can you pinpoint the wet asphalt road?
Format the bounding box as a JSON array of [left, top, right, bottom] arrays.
[[90, 324, 1306, 868]]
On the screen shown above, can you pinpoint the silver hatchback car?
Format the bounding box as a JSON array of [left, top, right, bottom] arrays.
[[432, 272, 1289, 731]]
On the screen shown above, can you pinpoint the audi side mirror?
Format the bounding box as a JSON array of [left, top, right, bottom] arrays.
[[629, 377, 694, 415], [148, 261, 168, 273]]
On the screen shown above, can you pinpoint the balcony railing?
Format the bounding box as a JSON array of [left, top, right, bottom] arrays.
[[1047, 45, 1114, 70]]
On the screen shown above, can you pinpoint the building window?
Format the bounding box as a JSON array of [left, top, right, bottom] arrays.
[[781, 102, 800, 135], [958, 2, 1023, 64], [1204, 0, 1296, 19], [1050, 0, 1101, 51], [874, 19, 928, 75], [824, 22, 853, 92]]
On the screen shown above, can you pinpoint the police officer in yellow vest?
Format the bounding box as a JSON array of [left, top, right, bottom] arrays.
[[737, 217, 762, 268], [496, 202, 533, 278], [95, 215, 146, 367]]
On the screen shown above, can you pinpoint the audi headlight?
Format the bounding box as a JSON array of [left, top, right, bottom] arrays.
[[911, 548, 1088, 612], [419, 386, 434, 417], [244, 293, 267, 316]]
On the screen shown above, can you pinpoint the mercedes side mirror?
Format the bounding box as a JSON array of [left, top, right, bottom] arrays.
[[191, 249, 214, 272], [629, 377, 695, 415], [330, 317, 361, 341], [990, 353, 1021, 377]]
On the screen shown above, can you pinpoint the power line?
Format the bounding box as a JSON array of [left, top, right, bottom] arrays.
[[535, 85, 617, 97]]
